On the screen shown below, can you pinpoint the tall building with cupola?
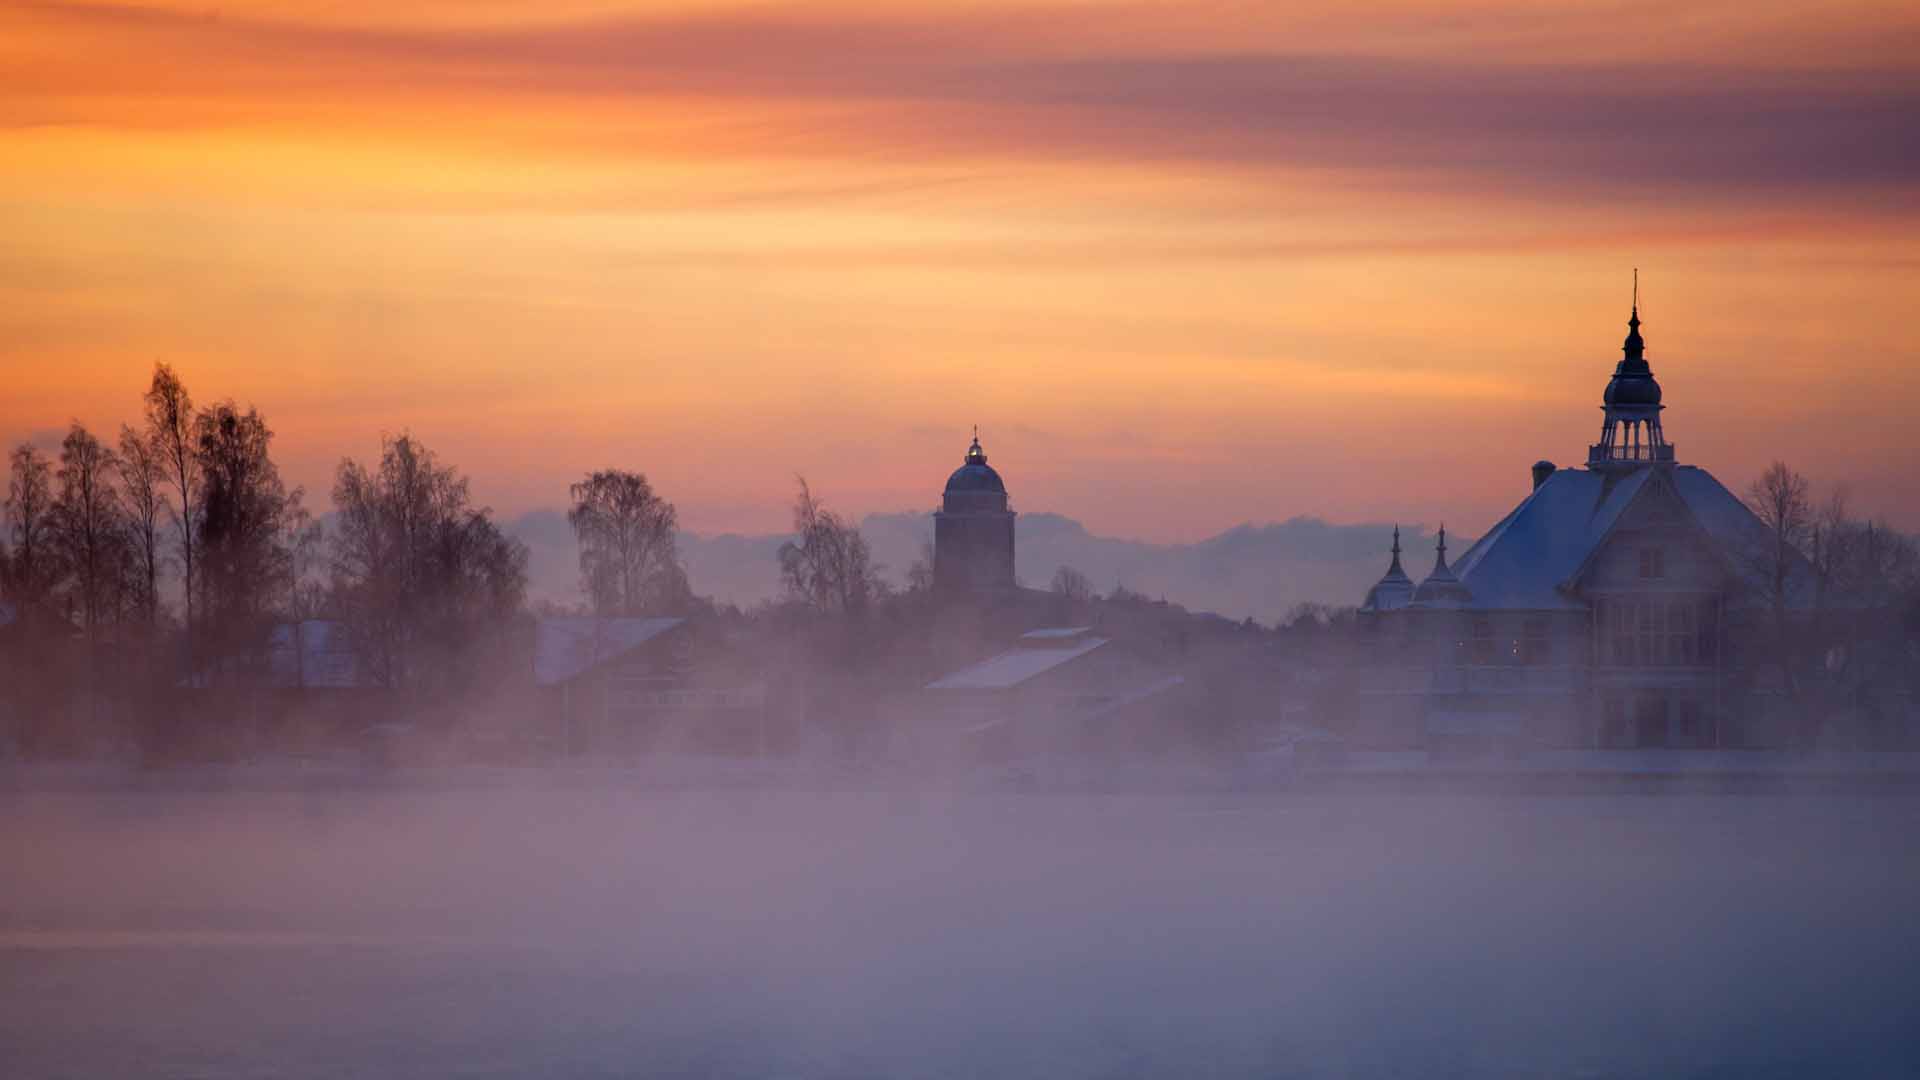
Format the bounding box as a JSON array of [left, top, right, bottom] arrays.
[[934, 430, 1017, 597], [1357, 287, 1814, 750]]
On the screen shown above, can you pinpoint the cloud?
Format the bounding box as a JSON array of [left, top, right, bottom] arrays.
[[9, 2, 1919, 200]]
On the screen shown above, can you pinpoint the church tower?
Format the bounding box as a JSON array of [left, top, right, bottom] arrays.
[[1589, 272, 1675, 468], [933, 429, 1016, 596]]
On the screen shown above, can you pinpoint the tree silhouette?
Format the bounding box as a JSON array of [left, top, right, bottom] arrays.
[[567, 469, 686, 616]]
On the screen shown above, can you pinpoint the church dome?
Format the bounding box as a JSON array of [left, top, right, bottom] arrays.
[[1602, 305, 1662, 407], [1603, 368, 1662, 406], [945, 434, 1006, 494]]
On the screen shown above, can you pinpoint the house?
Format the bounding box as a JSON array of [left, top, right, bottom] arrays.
[[533, 615, 768, 756], [1355, 289, 1818, 750], [915, 626, 1186, 762]]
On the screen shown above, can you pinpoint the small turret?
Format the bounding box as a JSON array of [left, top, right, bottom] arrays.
[[1410, 526, 1473, 609], [1361, 525, 1416, 612]]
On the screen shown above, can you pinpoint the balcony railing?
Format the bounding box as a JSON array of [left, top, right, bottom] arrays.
[[1588, 443, 1676, 464]]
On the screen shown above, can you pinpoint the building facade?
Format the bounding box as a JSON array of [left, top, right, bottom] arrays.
[[1357, 294, 1812, 750], [933, 430, 1017, 597]]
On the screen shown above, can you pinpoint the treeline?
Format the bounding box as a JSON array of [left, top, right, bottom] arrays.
[[1741, 462, 1920, 746], [0, 365, 542, 755], [0, 363, 979, 759]]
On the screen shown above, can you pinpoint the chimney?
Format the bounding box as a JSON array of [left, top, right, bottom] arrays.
[[1532, 460, 1556, 491]]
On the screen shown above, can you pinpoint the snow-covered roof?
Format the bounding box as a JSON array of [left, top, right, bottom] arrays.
[[1444, 464, 1811, 611], [927, 634, 1110, 690], [534, 616, 684, 686]]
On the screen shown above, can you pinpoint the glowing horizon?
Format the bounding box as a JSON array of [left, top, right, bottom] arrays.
[[4, 0, 1917, 541]]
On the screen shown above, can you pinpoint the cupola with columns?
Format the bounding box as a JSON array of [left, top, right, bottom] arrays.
[[1589, 270, 1675, 469]]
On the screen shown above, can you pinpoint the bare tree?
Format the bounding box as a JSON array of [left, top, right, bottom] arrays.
[[4, 443, 61, 613], [777, 476, 883, 615], [51, 423, 125, 641], [1050, 564, 1094, 604], [1741, 461, 1821, 741], [193, 402, 303, 679], [330, 434, 528, 695], [145, 364, 201, 638], [1744, 461, 1813, 622], [115, 424, 168, 624], [567, 469, 686, 616], [905, 541, 936, 594]]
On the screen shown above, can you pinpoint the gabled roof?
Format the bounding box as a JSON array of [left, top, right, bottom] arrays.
[[534, 616, 684, 686], [1447, 465, 1812, 611], [927, 632, 1110, 690]]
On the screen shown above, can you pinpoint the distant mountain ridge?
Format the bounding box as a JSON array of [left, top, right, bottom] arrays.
[[506, 508, 1439, 625]]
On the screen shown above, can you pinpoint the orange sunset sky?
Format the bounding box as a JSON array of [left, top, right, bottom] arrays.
[[4, 0, 1917, 541]]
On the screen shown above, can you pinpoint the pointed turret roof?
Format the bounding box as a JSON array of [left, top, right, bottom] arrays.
[[1361, 525, 1416, 612], [1410, 526, 1473, 609]]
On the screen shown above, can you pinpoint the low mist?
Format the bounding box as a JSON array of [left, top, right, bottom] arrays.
[[6, 777, 1918, 1077]]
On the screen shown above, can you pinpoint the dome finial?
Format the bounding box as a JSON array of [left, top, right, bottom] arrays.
[[1623, 270, 1645, 362], [965, 425, 985, 464]]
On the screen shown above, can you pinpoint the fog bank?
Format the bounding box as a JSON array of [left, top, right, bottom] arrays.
[[5, 781, 1918, 1077]]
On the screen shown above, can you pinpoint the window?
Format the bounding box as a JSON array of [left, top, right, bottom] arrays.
[[1598, 596, 1716, 667], [1636, 600, 1657, 665], [1471, 616, 1495, 665], [1668, 602, 1696, 666], [1521, 617, 1552, 665], [1599, 599, 1635, 667], [1696, 598, 1719, 663], [1638, 547, 1666, 579]]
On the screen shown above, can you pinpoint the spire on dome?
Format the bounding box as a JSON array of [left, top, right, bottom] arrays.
[[965, 426, 986, 465], [1622, 268, 1645, 364], [1591, 272, 1673, 468], [1360, 523, 1415, 612]]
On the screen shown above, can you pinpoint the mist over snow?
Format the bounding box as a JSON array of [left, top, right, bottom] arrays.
[[5, 782, 1918, 1078], [507, 509, 1426, 621]]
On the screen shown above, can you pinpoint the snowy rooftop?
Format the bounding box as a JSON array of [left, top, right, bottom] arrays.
[[1020, 626, 1094, 641], [1444, 464, 1814, 611], [927, 633, 1110, 691], [534, 616, 684, 687]]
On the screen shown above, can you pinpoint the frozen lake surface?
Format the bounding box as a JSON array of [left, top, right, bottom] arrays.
[[5, 776, 1919, 1077]]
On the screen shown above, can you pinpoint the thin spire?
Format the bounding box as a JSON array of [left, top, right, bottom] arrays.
[[1622, 271, 1645, 363], [1386, 524, 1405, 576]]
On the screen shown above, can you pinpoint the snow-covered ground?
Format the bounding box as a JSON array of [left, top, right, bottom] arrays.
[[4, 776, 1918, 1077]]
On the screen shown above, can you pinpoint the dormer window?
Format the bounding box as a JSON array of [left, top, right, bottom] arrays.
[[1638, 548, 1665, 579]]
